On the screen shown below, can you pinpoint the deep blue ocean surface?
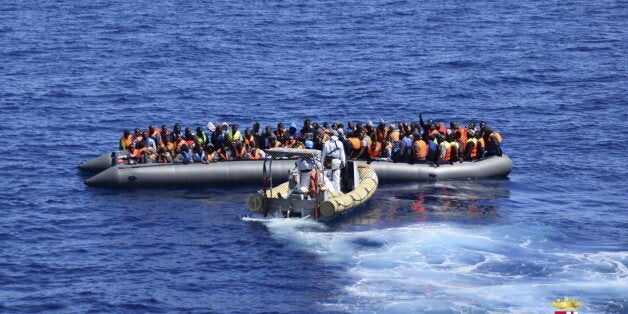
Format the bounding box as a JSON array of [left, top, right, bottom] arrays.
[[1, 1, 626, 312]]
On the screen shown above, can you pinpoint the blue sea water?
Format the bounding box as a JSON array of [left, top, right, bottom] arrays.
[[1, 0, 626, 312]]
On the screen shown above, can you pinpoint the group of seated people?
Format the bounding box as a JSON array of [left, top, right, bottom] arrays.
[[117, 113, 503, 165]]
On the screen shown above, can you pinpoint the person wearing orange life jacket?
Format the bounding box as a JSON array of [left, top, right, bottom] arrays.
[[232, 142, 248, 160], [129, 141, 147, 163], [448, 122, 468, 150], [375, 119, 389, 142], [243, 128, 255, 148], [412, 132, 428, 162], [266, 136, 282, 149], [273, 123, 288, 143], [120, 129, 133, 151], [160, 136, 176, 156], [203, 145, 216, 163], [367, 139, 382, 160], [464, 135, 479, 161], [351, 132, 368, 160], [284, 135, 297, 148], [347, 135, 361, 159], [447, 134, 463, 163], [217, 145, 232, 161], [478, 122, 502, 157], [473, 131, 485, 158], [437, 134, 452, 165], [247, 143, 265, 160]]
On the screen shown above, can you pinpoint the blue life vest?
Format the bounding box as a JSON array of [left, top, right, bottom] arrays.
[[402, 138, 412, 150], [428, 140, 438, 152], [392, 141, 401, 153], [182, 151, 191, 164]]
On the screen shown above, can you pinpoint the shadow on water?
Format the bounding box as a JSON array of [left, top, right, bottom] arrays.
[[328, 179, 511, 230]]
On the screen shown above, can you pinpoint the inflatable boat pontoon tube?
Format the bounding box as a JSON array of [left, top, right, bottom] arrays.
[[84, 155, 512, 187]]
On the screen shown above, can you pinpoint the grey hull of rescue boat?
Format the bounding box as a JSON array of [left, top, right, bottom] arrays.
[[83, 154, 513, 187]]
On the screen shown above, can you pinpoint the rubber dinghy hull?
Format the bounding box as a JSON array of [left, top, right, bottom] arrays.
[[84, 159, 298, 187], [367, 154, 513, 181], [84, 155, 513, 187]]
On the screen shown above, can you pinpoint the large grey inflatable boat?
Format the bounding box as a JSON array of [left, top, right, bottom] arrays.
[[83, 154, 513, 187]]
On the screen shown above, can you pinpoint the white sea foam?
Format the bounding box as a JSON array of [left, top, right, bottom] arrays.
[[248, 217, 628, 312]]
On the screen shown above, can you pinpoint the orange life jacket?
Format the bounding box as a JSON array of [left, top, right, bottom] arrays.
[[428, 129, 439, 137], [308, 169, 320, 195], [389, 130, 400, 142], [439, 142, 451, 162], [243, 134, 255, 147], [477, 137, 485, 150], [367, 142, 382, 158], [376, 128, 388, 142], [466, 138, 478, 158], [131, 147, 146, 159], [120, 136, 133, 151], [414, 140, 428, 159], [348, 137, 361, 149], [438, 124, 447, 136], [321, 133, 330, 143], [489, 132, 502, 143], [249, 148, 262, 160], [234, 146, 247, 159], [284, 138, 296, 148], [206, 152, 215, 163]]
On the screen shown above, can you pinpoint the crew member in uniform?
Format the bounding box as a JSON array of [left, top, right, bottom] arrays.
[[321, 130, 346, 193]]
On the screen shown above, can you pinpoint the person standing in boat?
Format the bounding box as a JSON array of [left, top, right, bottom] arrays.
[[321, 130, 346, 193]]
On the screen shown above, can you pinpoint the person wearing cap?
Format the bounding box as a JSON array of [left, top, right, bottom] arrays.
[[321, 130, 346, 193]]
